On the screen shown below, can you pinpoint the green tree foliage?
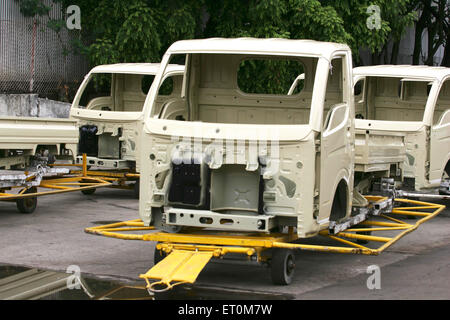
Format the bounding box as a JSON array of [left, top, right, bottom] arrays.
[[16, 0, 450, 87], [287, 0, 352, 44], [57, 0, 202, 66], [15, 0, 51, 17], [204, 0, 351, 93], [60, 0, 161, 64], [412, 0, 450, 66], [205, 0, 351, 41], [326, 0, 417, 64], [151, 0, 204, 53]]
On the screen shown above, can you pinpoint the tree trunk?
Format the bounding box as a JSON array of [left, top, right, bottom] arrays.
[[371, 51, 381, 65], [413, 21, 425, 64], [413, 5, 428, 65], [425, 22, 438, 66], [441, 32, 450, 67], [390, 40, 400, 64]]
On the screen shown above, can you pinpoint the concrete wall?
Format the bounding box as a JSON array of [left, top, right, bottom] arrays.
[[0, 94, 71, 118]]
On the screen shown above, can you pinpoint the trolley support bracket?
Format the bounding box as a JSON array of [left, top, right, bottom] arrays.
[[84, 197, 445, 291]]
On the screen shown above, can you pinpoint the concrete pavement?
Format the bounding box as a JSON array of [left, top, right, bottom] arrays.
[[0, 187, 449, 299]]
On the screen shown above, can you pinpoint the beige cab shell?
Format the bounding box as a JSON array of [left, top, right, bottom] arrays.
[[70, 63, 185, 172], [353, 65, 450, 191], [139, 38, 355, 237]]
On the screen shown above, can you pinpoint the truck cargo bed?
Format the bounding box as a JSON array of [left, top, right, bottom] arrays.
[[0, 116, 78, 148], [354, 119, 424, 173]]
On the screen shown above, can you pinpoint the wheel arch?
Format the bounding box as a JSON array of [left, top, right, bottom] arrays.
[[329, 174, 352, 223], [34, 144, 60, 155], [444, 157, 450, 177]]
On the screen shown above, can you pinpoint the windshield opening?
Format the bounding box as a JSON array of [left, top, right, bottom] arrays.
[[151, 53, 339, 126], [356, 76, 433, 122], [77, 72, 152, 112]]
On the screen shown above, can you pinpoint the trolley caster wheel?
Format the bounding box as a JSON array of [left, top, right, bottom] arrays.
[[439, 176, 449, 196], [81, 188, 96, 195], [153, 242, 167, 265], [356, 225, 372, 245], [271, 248, 296, 285], [356, 233, 371, 244], [395, 202, 416, 220], [16, 187, 38, 214], [133, 179, 140, 199]]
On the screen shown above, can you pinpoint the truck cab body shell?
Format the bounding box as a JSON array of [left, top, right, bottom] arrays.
[[70, 63, 185, 172], [353, 65, 450, 191], [139, 38, 354, 238]]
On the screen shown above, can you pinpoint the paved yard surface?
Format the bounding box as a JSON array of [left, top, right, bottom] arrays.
[[0, 187, 449, 299]]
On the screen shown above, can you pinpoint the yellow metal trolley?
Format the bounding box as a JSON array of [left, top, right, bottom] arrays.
[[85, 196, 445, 292], [67, 162, 140, 198], [0, 154, 111, 213]]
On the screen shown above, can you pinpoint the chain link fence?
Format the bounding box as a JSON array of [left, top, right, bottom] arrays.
[[0, 0, 89, 101]]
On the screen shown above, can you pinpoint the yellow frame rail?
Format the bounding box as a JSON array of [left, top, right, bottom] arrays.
[[68, 170, 140, 190], [84, 198, 445, 291], [0, 154, 111, 201], [0, 177, 111, 201], [50, 154, 139, 191]]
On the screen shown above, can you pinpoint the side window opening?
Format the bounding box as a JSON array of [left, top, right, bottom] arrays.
[[435, 79, 450, 125], [158, 77, 174, 96], [142, 75, 156, 94], [78, 73, 112, 109], [155, 75, 186, 120], [323, 57, 345, 128], [78, 73, 153, 112], [354, 78, 365, 119], [364, 77, 431, 122], [237, 59, 305, 95]]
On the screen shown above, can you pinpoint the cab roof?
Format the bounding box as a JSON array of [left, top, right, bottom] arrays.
[[353, 65, 450, 82], [166, 37, 350, 59], [90, 63, 184, 75]]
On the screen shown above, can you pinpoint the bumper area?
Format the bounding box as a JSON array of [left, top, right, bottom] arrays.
[[76, 156, 133, 170], [164, 207, 275, 232]]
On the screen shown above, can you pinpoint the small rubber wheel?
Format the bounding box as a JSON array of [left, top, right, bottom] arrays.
[[438, 186, 450, 196], [81, 187, 96, 195], [133, 179, 140, 199], [396, 202, 417, 220], [153, 243, 167, 265], [439, 174, 449, 195], [271, 248, 296, 285], [16, 187, 38, 214], [356, 226, 372, 245]]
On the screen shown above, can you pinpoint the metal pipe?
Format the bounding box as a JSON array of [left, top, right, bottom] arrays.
[[82, 153, 87, 177], [397, 191, 450, 200]]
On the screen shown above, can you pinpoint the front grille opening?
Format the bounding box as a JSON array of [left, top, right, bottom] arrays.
[[78, 125, 98, 157], [98, 133, 121, 159], [168, 161, 207, 207], [210, 165, 260, 215]]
